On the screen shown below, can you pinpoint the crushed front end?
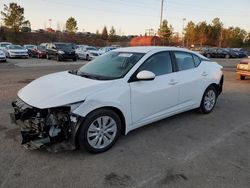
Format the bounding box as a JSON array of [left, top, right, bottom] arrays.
[[10, 98, 80, 151]]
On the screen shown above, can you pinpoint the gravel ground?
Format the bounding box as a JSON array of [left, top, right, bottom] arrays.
[[0, 58, 249, 188]]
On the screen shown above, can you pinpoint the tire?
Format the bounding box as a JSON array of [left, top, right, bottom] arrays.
[[86, 54, 89, 61], [225, 54, 230, 59], [56, 55, 61, 62], [199, 86, 217, 114], [78, 109, 121, 154], [240, 75, 245, 80]]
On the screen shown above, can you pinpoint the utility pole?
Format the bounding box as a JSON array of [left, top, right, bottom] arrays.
[[182, 18, 186, 47], [160, 0, 164, 28]]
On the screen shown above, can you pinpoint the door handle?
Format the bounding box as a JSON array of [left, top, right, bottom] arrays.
[[202, 72, 208, 76], [169, 79, 178, 85]]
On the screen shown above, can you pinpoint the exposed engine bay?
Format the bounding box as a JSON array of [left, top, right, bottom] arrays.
[[10, 98, 80, 151]]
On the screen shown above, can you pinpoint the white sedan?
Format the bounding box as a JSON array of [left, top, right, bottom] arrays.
[[76, 46, 101, 60], [11, 46, 223, 153], [5, 45, 29, 58], [0, 50, 7, 62]]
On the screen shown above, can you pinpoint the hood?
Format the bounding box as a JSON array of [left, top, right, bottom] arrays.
[[9, 49, 27, 53], [18, 71, 113, 109], [88, 50, 100, 54]]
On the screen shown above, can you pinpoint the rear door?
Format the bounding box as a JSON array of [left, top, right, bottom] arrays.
[[172, 51, 205, 108], [129, 51, 179, 124]]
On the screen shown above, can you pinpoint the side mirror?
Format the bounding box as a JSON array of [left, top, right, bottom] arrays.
[[136, 70, 155, 81]]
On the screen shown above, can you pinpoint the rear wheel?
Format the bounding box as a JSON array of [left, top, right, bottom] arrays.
[[199, 86, 217, 114], [78, 109, 121, 154], [240, 75, 245, 80]]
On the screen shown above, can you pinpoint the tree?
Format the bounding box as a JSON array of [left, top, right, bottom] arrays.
[[224, 27, 247, 47], [101, 26, 108, 40], [108, 26, 117, 42], [208, 18, 223, 47], [158, 20, 173, 44], [184, 21, 196, 47], [1, 3, 30, 32], [66, 17, 78, 33], [195, 21, 208, 47]]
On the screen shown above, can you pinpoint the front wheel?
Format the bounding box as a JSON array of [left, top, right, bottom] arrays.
[[199, 86, 217, 114], [78, 109, 121, 153], [56, 55, 61, 62]]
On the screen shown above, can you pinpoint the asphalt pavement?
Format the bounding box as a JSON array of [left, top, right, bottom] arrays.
[[0, 58, 249, 188]]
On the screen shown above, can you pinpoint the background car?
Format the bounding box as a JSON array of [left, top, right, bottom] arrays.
[[0, 42, 12, 50], [23, 44, 36, 56], [232, 48, 247, 58], [29, 45, 47, 58], [0, 49, 7, 62], [236, 59, 250, 80], [203, 48, 237, 58], [76, 46, 101, 60], [99, 47, 116, 55], [5, 45, 29, 59], [46, 43, 78, 61]]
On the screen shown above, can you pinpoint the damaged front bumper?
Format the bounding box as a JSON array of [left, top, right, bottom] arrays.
[[10, 98, 82, 152]]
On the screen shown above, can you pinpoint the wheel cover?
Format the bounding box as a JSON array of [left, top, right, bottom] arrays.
[[87, 116, 117, 149], [204, 90, 216, 111]]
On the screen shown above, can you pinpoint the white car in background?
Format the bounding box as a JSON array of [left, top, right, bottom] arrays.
[[99, 47, 116, 55], [11, 46, 223, 153], [0, 50, 7, 62], [76, 46, 101, 60], [0, 42, 12, 50], [5, 45, 29, 58]]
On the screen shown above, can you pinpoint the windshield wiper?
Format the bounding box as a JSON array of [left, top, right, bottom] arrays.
[[78, 72, 115, 80]]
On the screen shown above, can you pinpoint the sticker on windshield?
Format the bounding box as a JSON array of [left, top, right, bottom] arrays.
[[118, 53, 133, 57]]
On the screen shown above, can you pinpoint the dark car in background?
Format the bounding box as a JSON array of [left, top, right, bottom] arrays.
[[233, 48, 248, 58], [23, 45, 36, 57], [30, 45, 47, 58], [202, 48, 237, 59], [46, 43, 78, 61]]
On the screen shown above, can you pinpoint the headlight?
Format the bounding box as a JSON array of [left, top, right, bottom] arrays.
[[58, 50, 65, 54]]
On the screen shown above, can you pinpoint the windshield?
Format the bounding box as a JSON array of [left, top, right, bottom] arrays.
[[1, 43, 11, 47], [55, 43, 72, 50], [8, 45, 24, 50], [87, 47, 97, 51], [25, 45, 35, 49], [37, 46, 46, 50], [78, 51, 145, 79]]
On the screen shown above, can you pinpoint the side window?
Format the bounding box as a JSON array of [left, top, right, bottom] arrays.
[[139, 52, 172, 76], [174, 52, 195, 71], [193, 55, 201, 67]]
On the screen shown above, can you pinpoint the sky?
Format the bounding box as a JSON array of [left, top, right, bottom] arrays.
[[0, 0, 250, 35]]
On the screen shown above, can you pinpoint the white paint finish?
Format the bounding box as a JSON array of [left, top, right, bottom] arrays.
[[18, 71, 113, 109], [17, 47, 223, 134]]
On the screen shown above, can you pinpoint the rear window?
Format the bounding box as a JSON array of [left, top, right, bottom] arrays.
[[174, 52, 195, 71]]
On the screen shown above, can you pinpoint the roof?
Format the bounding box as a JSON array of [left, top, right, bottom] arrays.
[[115, 46, 189, 53], [114, 46, 208, 59]]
